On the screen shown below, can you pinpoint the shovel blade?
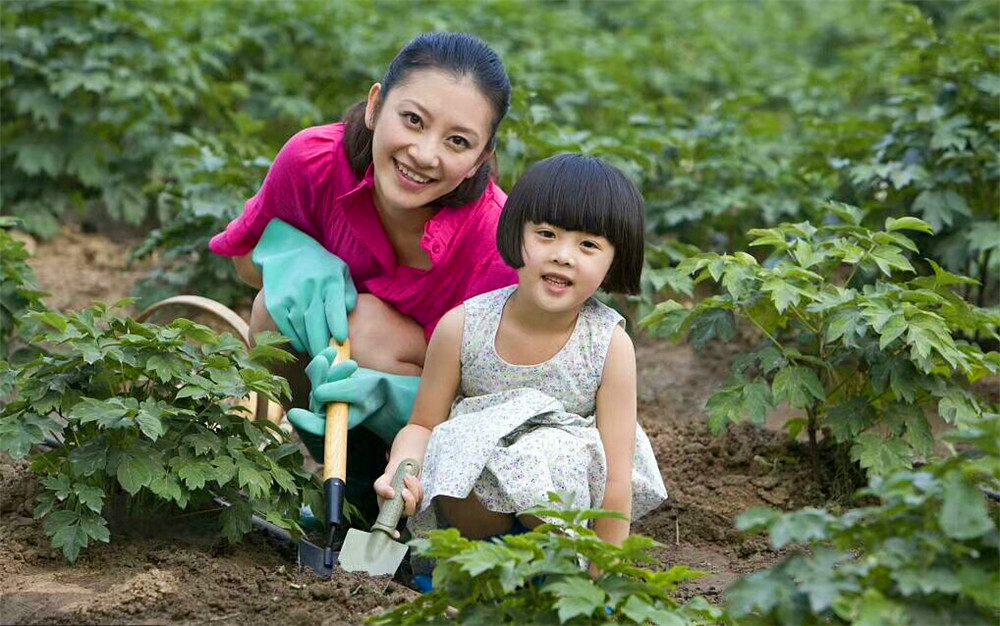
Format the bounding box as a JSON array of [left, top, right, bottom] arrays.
[[338, 528, 409, 577], [298, 537, 339, 578]]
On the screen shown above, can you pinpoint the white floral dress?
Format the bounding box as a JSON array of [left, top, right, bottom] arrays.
[[408, 286, 668, 541]]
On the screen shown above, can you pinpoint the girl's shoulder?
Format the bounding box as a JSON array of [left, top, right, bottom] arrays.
[[582, 296, 625, 330]]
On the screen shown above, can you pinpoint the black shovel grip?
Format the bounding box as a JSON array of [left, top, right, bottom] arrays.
[[324, 477, 346, 527]]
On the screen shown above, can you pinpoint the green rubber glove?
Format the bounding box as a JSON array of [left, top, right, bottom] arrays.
[[287, 347, 420, 461], [252, 219, 358, 357]]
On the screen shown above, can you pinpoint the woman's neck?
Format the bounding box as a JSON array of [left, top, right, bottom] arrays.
[[373, 194, 435, 269]]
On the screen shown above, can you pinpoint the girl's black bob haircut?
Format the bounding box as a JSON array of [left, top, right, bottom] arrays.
[[497, 154, 645, 295]]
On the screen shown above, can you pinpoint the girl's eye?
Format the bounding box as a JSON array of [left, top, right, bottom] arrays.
[[403, 112, 422, 127], [449, 136, 471, 148], [581, 240, 600, 250], [537, 229, 556, 239]]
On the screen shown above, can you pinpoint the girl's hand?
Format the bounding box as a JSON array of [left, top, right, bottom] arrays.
[[374, 470, 423, 530]]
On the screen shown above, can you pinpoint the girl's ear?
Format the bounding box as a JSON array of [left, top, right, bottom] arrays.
[[364, 83, 383, 130]]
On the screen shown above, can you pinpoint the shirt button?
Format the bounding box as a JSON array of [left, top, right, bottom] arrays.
[[432, 243, 441, 254]]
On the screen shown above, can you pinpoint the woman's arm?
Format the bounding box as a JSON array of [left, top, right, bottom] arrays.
[[234, 252, 263, 289], [594, 325, 638, 546], [376, 304, 465, 514]]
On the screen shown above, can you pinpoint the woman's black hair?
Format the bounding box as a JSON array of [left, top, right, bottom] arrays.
[[497, 154, 646, 295], [342, 32, 511, 208]]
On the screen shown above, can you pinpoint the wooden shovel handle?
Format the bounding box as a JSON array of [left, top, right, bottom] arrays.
[[323, 339, 351, 483]]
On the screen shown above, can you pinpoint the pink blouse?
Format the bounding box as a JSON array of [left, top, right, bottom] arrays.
[[210, 123, 517, 339]]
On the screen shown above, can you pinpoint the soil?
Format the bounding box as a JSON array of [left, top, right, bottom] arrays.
[[1, 225, 821, 624]]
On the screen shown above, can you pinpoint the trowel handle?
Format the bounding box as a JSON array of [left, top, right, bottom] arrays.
[[322, 339, 351, 527], [372, 458, 420, 534]]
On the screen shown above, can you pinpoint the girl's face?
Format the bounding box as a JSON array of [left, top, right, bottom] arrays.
[[517, 221, 615, 314], [365, 69, 494, 218]]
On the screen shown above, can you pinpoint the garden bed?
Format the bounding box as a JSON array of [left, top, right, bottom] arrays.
[[1, 226, 819, 624]]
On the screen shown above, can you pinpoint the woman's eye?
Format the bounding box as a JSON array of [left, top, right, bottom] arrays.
[[449, 136, 471, 148], [403, 113, 422, 126]]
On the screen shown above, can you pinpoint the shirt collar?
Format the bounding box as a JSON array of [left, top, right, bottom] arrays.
[[339, 163, 469, 266]]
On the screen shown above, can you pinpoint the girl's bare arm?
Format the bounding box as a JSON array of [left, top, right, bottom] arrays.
[[376, 305, 465, 513], [594, 325, 638, 546]]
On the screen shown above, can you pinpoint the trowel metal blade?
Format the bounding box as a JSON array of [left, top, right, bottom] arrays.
[[337, 528, 409, 577]]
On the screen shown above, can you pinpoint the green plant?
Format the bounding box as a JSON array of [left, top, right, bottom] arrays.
[[0, 217, 47, 362], [130, 127, 271, 310], [725, 416, 1000, 625], [371, 493, 718, 625], [641, 208, 1000, 491], [845, 4, 1000, 307], [0, 301, 323, 562]]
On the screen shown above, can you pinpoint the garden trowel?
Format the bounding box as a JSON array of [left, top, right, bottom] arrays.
[[338, 458, 420, 576], [298, 339, 352, 578]]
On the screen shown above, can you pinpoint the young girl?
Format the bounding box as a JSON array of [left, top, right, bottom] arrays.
[[376, 154, 667, 550]]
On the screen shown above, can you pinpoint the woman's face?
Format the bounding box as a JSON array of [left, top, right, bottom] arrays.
[[366, 69, 494, 218]]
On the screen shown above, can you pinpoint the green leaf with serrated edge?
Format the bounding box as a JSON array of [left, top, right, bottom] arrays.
[[772, 366, 825, 409], [184, 430, 221, 456], [43, 474, 72, 500], [211, 456, 236, 487], [825, 308, 862, 344], [706, 387, 742, 434], [73, 484, 104, 514], [237, 463, 269, 499], [870, 245, 914, 276], [757, 347, 784, 374], [743, 380, 772, 425], [117, 454, 154, 494], [175, 459, 210, 490], [135, 412, 165, 441], [885, 216, 934, 235], [70, 397, 131, 429], [150, 472, 185, 506], [763, 277, 802, 313], [825, 398, 875, 442], [639, 300, 690, 336], [220, 499, 253, 543], [544, 577, 607, 622], [146, 354, 178, 383], [50, 521, 89, 564], [0, 412, 59, 458], [904, 412, 934, 459], [270, 465, 297, 494], [793, 240, 824, 269], [78, 511, 111, 544], [620, 596, 685, 625], [686, 308, 736, 349], [938, 471, 993, 539], [850, 433, 911, 476], [69, 436, 109, 476], [879, 313, 907, 349]]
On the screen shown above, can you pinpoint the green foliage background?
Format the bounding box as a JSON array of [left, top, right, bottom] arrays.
[[2, 0, 996, 308]]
